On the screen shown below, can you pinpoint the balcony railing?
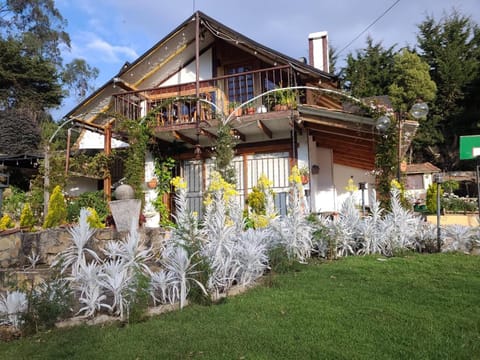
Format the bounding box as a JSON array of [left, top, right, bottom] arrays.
[[112, 65, 297, 128]]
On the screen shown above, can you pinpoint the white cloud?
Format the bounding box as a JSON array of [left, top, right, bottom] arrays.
[[85, 36, 138, 63]]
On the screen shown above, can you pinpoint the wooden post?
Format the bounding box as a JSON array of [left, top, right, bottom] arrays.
[[104, 124, 112, 201]]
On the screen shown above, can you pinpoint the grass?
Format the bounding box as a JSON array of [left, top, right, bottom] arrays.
[[1, 253, 480, 359]]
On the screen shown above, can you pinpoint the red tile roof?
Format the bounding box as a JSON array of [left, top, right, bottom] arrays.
[[406, 162, 440, 174]]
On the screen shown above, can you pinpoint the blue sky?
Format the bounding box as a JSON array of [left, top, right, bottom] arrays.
[[54, 0, 480, 120]]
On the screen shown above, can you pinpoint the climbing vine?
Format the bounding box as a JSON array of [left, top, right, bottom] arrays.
[[214, 122, 237, 185], [152, 156, 176, 227]]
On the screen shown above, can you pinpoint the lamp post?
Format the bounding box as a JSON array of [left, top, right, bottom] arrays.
[[396, 101, 429, 181], [433, 172, 444, 252]]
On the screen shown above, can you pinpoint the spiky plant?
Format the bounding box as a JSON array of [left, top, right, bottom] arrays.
[[0, 290, 28, 329], [331, 195, 361, 257], [150, 269, 176, 305], [443, 224, 473, 253], [234, 229, 269, 286], [381, 188, 417, 255], [99, 261, 133, 319], [54, 207, 99, 275], [161, 245, 207, 309], [202, 189, 238, 292], [357, 194, 384, 255], [269, 172, 313, 262]]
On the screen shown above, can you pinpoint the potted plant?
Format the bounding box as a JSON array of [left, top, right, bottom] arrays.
[[228, 101, 243, 117], [299, 166, 309, 184]]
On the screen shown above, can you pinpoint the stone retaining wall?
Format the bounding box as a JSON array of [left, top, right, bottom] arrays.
[[0, 227, 168, 269]]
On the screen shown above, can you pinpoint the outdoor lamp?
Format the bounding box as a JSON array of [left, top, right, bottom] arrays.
[[375, 115, 391, 134], [433, 172, 444, 252], [410, 102, 429, 119]]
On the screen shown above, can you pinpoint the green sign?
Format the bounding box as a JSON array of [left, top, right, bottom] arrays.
[[459, 135, 480, 160]]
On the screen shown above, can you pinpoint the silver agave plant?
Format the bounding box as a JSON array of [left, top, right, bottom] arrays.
[[53, 208, 99, 275], [0, 290, 28, 328]]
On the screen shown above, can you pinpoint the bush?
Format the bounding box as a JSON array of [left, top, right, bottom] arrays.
[[2, 186, 26, 220], [21, 277, 73, 334], [19, 203, 36, 230], [0, 214, 15, 230], [66, 190, 109, 223], [86, 207, 105, 229], [43, 185, 67, 228]]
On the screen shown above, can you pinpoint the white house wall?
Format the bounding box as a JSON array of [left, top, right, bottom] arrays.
[[78, 130, 129, 150], [308, 141, 335, 213], [65, 176, 99, 197], [333, 164, 375, 211], [144, 151, 160, 227], [161, 49, 213, 86]]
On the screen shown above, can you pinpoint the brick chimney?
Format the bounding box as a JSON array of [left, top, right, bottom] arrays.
[[308, 31, 329, 73]]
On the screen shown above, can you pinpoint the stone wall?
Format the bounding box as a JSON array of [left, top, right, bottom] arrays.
[[0, 227, 168, 269]]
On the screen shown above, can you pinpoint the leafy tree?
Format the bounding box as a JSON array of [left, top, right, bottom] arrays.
[[0, 0, 99, 151], [0, 0, 70, 65], [388, 49, 437, 164], [416, 9, 480, 169]]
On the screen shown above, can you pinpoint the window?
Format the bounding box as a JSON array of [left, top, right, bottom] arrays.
[[227, 65, 254, 104]]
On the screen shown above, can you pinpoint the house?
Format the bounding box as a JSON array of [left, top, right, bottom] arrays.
[[405, 162, 441, 202], [63, 11, 404, 225]]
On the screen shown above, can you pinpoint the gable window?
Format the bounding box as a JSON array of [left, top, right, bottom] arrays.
[[227, 65, 254, 104]]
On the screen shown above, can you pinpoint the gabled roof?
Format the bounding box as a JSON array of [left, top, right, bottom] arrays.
[[64, 11, 336, 120], [406, 162, 440, 174]]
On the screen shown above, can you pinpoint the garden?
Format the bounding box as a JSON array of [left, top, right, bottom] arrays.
[[1, 165, 479, 347]]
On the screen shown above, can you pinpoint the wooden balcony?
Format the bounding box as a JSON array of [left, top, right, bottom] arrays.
[[112, 65, 299, 131]]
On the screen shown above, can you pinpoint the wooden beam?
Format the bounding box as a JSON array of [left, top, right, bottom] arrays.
[[307, 122, 373, 140], [257, 120, 272, 139], [200, 128, 217, 140], [172, 131, 196, 145], [312, 134, 374, 151], [231, 128, 246, 142]]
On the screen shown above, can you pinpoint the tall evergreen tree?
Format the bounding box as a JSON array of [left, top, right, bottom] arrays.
[[0, 0, 98, 156], [417, 9, 480, 169], [341, 37, 396, 98]]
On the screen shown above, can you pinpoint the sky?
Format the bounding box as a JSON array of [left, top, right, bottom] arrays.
[[54, 0, 480, 120]]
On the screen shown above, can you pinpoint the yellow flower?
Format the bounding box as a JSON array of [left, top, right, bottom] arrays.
[[207, 171, 238, 201], [171, 176, 187, 190], [258, 174, 273, 189], [390, 179, 402, 190], [289, 166, 302, 184], [345, 177, 358, 192]]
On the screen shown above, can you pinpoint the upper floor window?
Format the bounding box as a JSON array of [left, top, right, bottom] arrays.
[[226, 65, 254, 104]]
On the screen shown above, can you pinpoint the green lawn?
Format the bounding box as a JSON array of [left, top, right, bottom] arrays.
[[1, 253, 479, 359]]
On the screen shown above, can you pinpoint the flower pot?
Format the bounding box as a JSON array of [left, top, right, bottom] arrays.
[[147, 178, 158, 189], [301, 175, 309, 185]]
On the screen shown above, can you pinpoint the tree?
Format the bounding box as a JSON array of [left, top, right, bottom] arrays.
[[416, 9, 480, 169], [0, 0, 98, 111], [0, 108, 41, 154], [0, 37, 63, 111], [341, 37, 396, 98], [388, 49, 437, 164]]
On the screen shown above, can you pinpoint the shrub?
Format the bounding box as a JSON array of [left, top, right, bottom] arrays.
[[19, 203, 36, 230], [86, 207, 105, 229], [2, 186, 26, 220], [43, 185, 67, 228], [0, 214, 15, 230], [426, 183, 443, 214], [21, 277, 73, 334], [66, 190, 109, 223]]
